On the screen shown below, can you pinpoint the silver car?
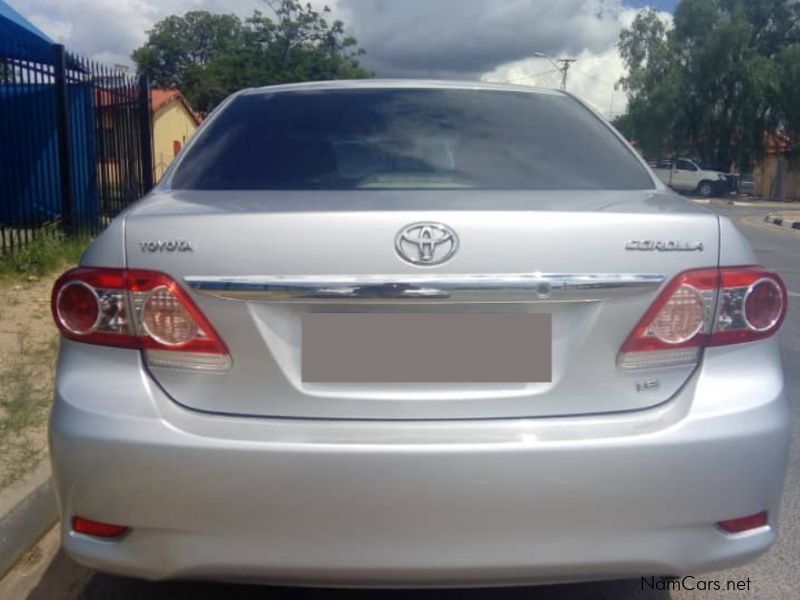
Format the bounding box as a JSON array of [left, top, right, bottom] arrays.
[[49, 80, 790, 587]]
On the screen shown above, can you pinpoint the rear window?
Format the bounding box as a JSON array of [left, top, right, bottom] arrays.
[[170, 88, 654, 190]]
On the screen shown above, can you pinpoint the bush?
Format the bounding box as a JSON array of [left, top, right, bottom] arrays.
[[0, 228, 89, 280]]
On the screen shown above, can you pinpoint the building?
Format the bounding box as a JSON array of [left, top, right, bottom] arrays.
[[753, 132, 799, 201], [150, 89, 202, 181]]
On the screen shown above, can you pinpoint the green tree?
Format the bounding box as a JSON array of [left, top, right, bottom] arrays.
[[132, 1, 371, 114], [616, 0, 800, 171], [131, 11, 245, 109], [616, 9, 685, 160]]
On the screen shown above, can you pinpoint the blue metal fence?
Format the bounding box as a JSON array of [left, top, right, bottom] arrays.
[[0, 38, 153, 254], [0, 78, 98, 224]]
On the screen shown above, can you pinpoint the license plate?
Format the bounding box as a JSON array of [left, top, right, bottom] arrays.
[[302, 313, 551, 382]]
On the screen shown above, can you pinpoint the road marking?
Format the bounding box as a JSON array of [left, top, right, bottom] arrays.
[[789, 291, 800, 298]]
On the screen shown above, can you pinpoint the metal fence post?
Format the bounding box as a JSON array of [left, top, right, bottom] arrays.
[[53, 44, 74, 233], [138, 74, 154, 191]]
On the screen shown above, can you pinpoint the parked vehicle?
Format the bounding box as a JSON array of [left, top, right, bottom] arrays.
[[652, 157, 734, 197], [738, 174, 757, 196], [49, 81, 789, 587]]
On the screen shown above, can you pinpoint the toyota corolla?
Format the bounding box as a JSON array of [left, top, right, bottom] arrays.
[[49, 80, 790, 587]]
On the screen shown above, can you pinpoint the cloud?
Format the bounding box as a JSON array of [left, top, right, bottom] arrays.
[[15, 0, 267, 66], [11, 0, 670, 114], [477, 6, 672, 117], [338, 1, 672, 117], [337, 0, 633, 79], [20, 0, 159, 66], [481, 45, 628, 117]]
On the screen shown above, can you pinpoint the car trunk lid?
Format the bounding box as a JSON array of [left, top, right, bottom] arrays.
[[125, 190, 718, 419]]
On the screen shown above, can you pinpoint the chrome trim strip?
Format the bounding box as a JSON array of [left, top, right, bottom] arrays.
[[185, 273, 666, 303]]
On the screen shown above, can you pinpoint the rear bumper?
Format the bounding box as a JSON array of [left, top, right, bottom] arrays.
[[50, 340, 791, 587]]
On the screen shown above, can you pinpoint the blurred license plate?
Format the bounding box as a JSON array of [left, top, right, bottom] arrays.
[[302, 313, 551, 383]]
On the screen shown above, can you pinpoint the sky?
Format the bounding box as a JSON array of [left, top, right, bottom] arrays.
[[9, 0, 675, 117], [627, 0, 677, 10]]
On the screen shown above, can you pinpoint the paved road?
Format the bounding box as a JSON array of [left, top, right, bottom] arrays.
[[3, 202, 799, 600]]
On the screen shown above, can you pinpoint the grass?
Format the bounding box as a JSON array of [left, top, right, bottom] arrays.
[[18, 543, 43, 568], [0, 227, 90, 281], [0, 229, 87, 491], [0, 335, 57, 491]]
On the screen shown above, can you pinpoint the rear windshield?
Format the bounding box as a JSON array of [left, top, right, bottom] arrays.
[[170, 88, 654, 190]]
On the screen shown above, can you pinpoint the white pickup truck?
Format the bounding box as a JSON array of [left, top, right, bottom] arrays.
[[651, 158, 734, 197]]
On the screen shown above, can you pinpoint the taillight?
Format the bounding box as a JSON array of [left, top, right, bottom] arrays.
[[55, 282, 101, 335], [710, 268, 787, 346], [52, 268, 230, 371], [619, 266, 786, 369]]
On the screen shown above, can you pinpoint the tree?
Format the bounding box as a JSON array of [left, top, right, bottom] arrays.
[[616, 9, 685, 161], [132, 12, 245, 109], [616, 0, 800, 171], [132, 1, 371, 114]]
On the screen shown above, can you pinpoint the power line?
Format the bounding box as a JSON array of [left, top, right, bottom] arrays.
[[499, 43, 624, 90], [503, 68, 562, 85], [531, 53, 579, 90]]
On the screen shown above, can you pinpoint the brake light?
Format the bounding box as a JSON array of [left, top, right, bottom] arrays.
[[619, 266, 786, 369], [52, 268, 230, 371], [55, 282, 101, 335], [710, 268, 787, 346]]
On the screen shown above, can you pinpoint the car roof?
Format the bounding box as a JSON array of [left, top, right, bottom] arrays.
[[240, 79, 567, 97]]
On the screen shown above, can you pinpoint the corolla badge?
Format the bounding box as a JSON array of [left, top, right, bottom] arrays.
[[625, 240, 704, 251], [139, 240, 194, 252], [395, 222, 459, 266]]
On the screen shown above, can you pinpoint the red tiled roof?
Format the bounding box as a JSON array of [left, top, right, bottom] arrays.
[[150, 88, 202, 125]]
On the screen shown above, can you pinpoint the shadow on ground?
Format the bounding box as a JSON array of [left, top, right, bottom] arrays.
[[25, 550, 670, 600]]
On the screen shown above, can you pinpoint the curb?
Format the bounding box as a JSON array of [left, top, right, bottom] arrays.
[[0, 474, 58, 579], [764, 214, 800, 230]]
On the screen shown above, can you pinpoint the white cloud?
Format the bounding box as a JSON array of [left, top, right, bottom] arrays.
[[480, 7, 673, 118], [481, 46, 628, 118], [10, 0, 671, 115], [338, 0, 635, 78], [13, 0, 269, 66]]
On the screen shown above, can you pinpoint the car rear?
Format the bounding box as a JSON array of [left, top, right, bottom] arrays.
[[49, 81, 790, 586]]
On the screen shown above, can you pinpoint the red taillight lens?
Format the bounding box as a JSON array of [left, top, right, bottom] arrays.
[[708, 267, 787, 346], [52, 268, 230, 371], [72, 516, 129, 538], [55, 281, 100, 335], [717, 511, 768, 534], [744, 280, 783, 331], [619, 266, 786, 368]]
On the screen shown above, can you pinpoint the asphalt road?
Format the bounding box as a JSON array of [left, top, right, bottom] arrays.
[[3, 202, 799, 600]]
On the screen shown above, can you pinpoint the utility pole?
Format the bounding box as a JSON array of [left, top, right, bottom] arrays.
[[556, 58, 577, 91], [531, 52, 578, 91]]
